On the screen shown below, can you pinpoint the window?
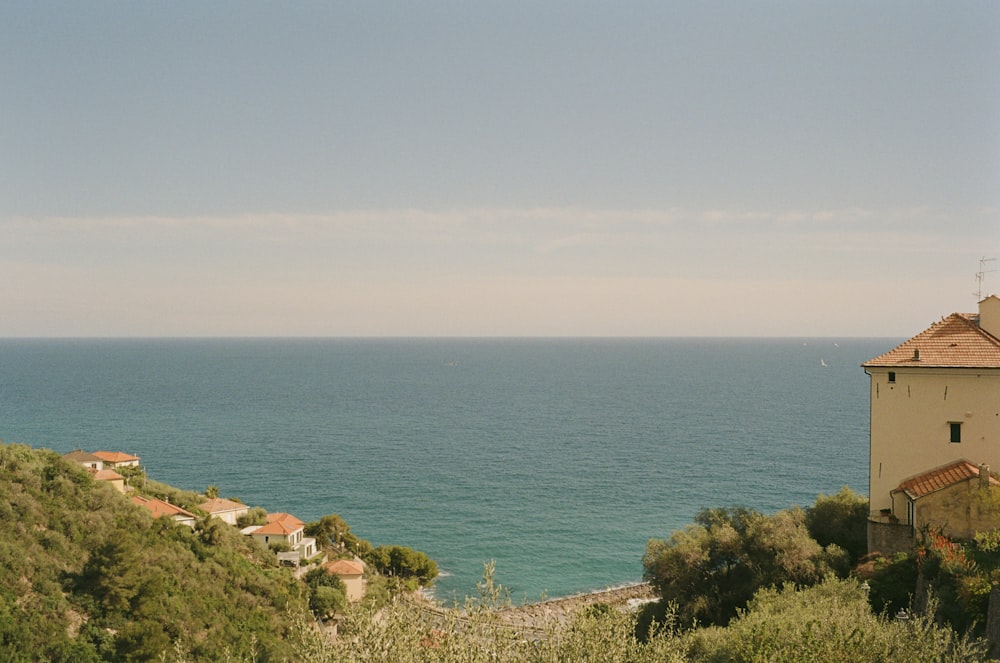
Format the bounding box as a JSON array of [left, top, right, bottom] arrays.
[[950, 422, 962, 443], [888, 372, 896, 383]]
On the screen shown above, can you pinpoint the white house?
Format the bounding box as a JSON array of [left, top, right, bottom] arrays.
[[198, 497, 249, 526], [244, 512, 316, 563]]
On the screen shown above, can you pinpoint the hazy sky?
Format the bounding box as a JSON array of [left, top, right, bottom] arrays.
[[3, 2, 999, 337]]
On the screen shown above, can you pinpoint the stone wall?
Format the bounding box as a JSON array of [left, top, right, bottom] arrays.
[[868, 518, 913, 557]]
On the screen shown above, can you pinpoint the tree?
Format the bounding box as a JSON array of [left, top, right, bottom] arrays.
[[305, 513, 360, 551], [236, 506, 268, 528], [366, 544, 439, 587], [643, 506, 846, 626], [805, 486, 869, 565], [204, 485, 219, 499], [303, 566, 347, 618]]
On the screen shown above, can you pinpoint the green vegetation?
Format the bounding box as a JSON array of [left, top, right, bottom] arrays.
[[366, 545, 439, 589], [642, 504, 848, 626], [3, 442, 997, 662], [0, 441, 312, 661]]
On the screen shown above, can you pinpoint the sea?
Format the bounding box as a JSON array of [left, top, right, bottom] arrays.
[[0, 337, 895, 604]]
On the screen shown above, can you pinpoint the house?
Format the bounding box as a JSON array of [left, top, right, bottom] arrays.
[[244, 512, 317, 563], [863, 295, 1000, 553], [92, 450, 140, 468], [89, 468, 126, 493], [131, 495, 197, 527], [890, 460, 1000, 541], [198, 497, 249, 526], [63, 450, 104, 471], [323, 558, 367, 602]]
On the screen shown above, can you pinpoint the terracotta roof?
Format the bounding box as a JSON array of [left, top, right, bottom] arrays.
[[324, 559, 365, 576], [893, 460, 999, 500], [198, 497, 247, 513], [132, 495, 195, 519], [93, 450, 140, 463], [63, 450, 103, 464], [88, 468, 124, 481], [863, 313, 1000, 368], [254, 512, 305, 536]]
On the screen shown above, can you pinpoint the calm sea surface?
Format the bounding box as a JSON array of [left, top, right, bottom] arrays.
[[0, 338, 894, 602]]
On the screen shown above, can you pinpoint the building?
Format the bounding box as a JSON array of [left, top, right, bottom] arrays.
[[198, 497, 249, 526], [63, 450, 104, 471], [132, 495, 197, 527], [323, 558, 367, 602], [863, 295, 1000, 553], [89, 468, 126, 493], [92, 450, 140, 468], [243, 512, 317, 564]]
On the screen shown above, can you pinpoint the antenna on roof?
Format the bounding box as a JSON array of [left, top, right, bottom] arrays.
[[974, 257, 997, 301]]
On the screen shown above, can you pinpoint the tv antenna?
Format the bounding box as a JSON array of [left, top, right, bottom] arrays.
[[974, 257, 997, 301]]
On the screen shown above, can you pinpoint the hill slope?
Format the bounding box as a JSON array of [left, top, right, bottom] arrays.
[[0, 442, 310, 662]]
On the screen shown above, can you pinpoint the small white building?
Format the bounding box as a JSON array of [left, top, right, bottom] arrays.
[[92, 450, 141, 468], [198, 497, 249, 526], [244, 512, 316, 563]]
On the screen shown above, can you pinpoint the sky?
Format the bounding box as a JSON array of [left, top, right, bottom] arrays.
[[2, 2, 999, 337]]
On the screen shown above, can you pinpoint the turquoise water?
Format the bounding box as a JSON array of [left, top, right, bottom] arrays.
[[0, 338, 891, 602]]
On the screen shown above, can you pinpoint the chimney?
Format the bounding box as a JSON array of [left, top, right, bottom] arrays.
[[980, 295, 1000, 338], [980, 464, 992, 489]]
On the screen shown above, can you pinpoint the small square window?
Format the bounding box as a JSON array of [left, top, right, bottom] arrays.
[[950, 422, 962, 443], [888, 372, 896, 383]]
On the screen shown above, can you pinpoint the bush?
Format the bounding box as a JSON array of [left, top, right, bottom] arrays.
[[686, 577, 989, 663], [806, 486, 869, 565], [644, 506, 844, 626]]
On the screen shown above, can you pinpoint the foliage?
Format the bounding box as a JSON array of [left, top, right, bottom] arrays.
[[139, 477, 203, 512], [306, 513, 361, 552], [366, 544, 439, 587], [236, 506, 268, 528], [643, 505, 847, 626], [805, 486, 869, 565], [859, 552, 918, 618], [303, 567, 347, 618], [685, 577, 989, 663], [0, 441, 311, 661], [280, 575, 987, 663]]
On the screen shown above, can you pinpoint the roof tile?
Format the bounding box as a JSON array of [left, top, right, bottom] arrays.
[[863, 313, 1000, 368], [893, 460, 999, 499]]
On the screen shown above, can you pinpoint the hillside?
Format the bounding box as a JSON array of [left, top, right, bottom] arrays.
[[0, 442, 311, 662]]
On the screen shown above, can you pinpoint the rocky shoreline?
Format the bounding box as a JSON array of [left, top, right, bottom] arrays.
[[496, 582, 657, 628]]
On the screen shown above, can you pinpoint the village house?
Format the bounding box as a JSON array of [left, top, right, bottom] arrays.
[[131, 495, 197, 527], [92, 450, 140, 468], [863, 295, 1000, 554], [323, 558, 367, 602], [198, 497, 249, 526], [89, 468, 126, 493], [243, 512, 317, 564], [63, 450, 104, 471]]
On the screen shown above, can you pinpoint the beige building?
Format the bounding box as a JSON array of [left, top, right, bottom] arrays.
[[132, 495, 197, 527], [90, 468, 126, 493], [864, 295, 1000, 552], [198, 497, 249, 526], [323, 558, 367, 602]]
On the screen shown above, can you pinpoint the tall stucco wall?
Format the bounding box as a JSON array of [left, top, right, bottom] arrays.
[[867, 367, 1000, 513]]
